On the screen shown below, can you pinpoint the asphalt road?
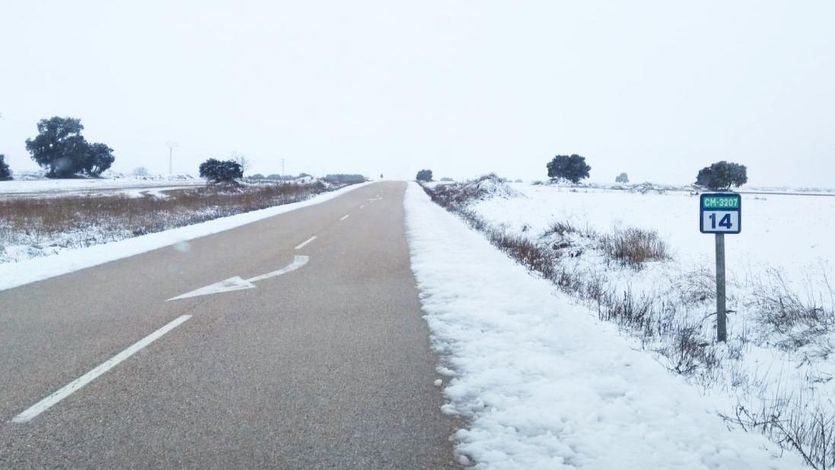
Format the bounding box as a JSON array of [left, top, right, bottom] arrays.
[[0, 182, 457, 469]]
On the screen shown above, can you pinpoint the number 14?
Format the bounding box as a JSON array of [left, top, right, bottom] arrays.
[[709, 213, 733, 229]]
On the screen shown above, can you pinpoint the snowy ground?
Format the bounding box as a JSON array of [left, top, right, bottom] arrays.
[[473, 183, 835, 291], [404, 183, 804, 469], [420, 176, 835, 468]]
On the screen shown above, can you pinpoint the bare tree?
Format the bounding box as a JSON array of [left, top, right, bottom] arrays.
[[230, 152, 252, 176]]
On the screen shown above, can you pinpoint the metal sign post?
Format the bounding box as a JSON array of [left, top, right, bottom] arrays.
[[699, 193, 741, 342]]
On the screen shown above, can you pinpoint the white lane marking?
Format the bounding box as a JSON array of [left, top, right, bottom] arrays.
[[167, 255, 310, 301], [359, 205, 365, 209], [247, 255, 309, 282], [294, 236, 317, 250], [166, 277, 255, 301], [11, 315, 192, 423], [340, 214, 350, 221]]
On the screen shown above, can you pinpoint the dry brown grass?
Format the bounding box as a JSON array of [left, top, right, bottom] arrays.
[[600, 227, 669, 268], [0, 182, 331, 261]]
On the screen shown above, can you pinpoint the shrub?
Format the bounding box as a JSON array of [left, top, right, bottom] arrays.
[[545, 221, 578, 237], [600, 227, 669, 268], [416, 169, 433, 182], [615, 172, 629, 183], [199, 158, 243, 183], [722, 401, 835, 469], [749, 269, 834, 351], [25, 116, 115, 177], [0, 154, 11, 180], [667, 326, 716, 375], [695, 161, 747, 190], [547, 154, 590, 183]]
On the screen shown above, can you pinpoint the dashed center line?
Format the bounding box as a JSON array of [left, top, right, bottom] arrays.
[[294, 236, 317, 250], [11, 314, 192, 423], [340, 214, 350, 221]]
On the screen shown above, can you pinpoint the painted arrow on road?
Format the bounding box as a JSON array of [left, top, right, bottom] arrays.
[[167, 255, 309, 301]]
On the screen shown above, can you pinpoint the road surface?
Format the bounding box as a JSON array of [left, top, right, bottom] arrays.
[[0, 182, 457, 469]]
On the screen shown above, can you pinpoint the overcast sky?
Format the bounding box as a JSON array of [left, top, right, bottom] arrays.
[[1, 1, 833, 186]]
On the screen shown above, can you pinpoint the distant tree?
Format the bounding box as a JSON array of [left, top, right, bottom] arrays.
[[416, 169, 433, 182], [323, 174, 367, 185], [615, 172, 629, 184], [249, 173, 266, 180], [199, 158, 243, 183], [440, 177, 454, 182], [695, 161, 747, 191], [0, 154, 11, 180], [25, 117, 115, 178], [132, 167, 150, 177], [547, 154, 590, 183]]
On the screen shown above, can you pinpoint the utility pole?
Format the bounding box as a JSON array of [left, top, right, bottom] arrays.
[[165, 141, 179, 177], [281, 158, 286, 183]]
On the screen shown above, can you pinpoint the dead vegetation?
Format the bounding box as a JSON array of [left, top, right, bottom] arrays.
[[0, 182, 330, 262], [749, 269, 835, 353], [722, 400, 835, 469], [599, 227, 669, 268]]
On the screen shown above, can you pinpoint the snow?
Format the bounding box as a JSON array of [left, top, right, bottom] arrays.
[[474, 184, 835, 285], [0, 176, 203, 198], [469, 182, 835, 404], [0, 182, 370, 292], [404, 183, 804, 469]]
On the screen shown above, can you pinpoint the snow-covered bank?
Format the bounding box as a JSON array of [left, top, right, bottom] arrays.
[[0, 182, 371, 292], [404, 183, 803, 469]]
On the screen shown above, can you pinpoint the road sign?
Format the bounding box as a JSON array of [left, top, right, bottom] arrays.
[[699, 193, 741, 234], [699, 192, 741, 342]]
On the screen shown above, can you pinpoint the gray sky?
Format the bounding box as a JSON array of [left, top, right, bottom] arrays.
[[1, 1, 833, 186]]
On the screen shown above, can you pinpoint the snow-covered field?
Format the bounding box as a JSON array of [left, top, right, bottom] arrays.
[[0, 175, 204, 198], [404, 183, 804, 469], [474, 184, 835, 291], [419, 177, 835, 468]]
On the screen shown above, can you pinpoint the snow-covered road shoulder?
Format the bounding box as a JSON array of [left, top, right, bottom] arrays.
[[0, 182, 370, 292], [403, 183, 802, 470]]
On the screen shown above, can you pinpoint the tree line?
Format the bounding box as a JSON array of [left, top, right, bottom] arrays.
[[0, 116, 253, 184], [416, 155, 747, 191]]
